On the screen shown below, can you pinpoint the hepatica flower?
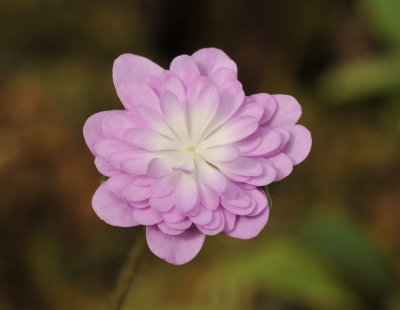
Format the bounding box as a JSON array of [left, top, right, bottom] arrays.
[[83, 48, 311, 265]]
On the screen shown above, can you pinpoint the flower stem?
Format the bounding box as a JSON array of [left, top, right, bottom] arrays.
[[105, 227, 148, 310]]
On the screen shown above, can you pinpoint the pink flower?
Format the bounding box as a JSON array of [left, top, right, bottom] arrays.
[[83, 48, 311, 265]]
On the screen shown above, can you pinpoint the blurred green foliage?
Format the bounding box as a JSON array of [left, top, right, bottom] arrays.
[[0, 0, 399, 309]]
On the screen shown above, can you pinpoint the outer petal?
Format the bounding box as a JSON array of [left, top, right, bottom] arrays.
[[170, 55, 200, 86], [225, 207, 269, 239], [192, 48, 237, 76], [267, 95, 302, 127], [116, 81, 160, 112], [113, 53, 164, 88], [283, 125, 312, 165], [249, 93, 277, 125], [146, 225, 205, 265], [83, 111, 114, 155], [92, 183, 138, 227]]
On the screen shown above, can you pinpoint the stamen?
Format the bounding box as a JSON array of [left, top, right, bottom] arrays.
[[186, 146, 196, 152]]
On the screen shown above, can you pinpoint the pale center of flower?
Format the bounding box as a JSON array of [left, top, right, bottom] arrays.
[[186, 146, 196, 153]]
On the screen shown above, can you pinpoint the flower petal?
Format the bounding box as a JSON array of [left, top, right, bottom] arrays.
[[120, 155, 154, 175], [149, 193, 175, 212], [196, 158, 228, 193], [92, 183, 137, 227], [175, 173, 199, 214], [267, 95, 302, 127], [161, 74, 186, 103], [102, 111, 137, 140], [146, 225, 205, 265], [134, 105, 176, 139], [113, 53, 164, 88], [83, 111, 113, 155], [124, 127, 178, 151], [169, 55, 200, 86], [159, 91, 189, 141], [132, 207, 162, 225], [190, 83, 219, 141], [220, 157, 263, 177], [122, 183, 151, 202], [147, 156, 175, 178], [268, 153, 293, 181], [116, 81, 160, 112], [243, 128, 282, 157], [283, 125, 312, 165], [200, 144, 239, 164], [192, 48, 237, 76], [226, 207, 269, 239], [249, 93, 277, 125], [201, 116, 258, 148]]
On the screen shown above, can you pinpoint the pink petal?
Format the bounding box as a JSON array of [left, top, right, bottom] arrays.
[[113, 53, 164, 89], [122, 183, 151, 202], [190, 207, 213, 226], [149, 193, 175, 212], [162, 208, 185, 223], [201, 116, 258, 148], [199, 183, 220, 210], [190, 83, 220, 141], [247, 189, 268, 216], [159, 91, 189, 140], [267, 153, 293, 181], [222, 209, 236, 233], [175, 174, 199, 214], [124, 127, 178, 151], [237, 132, 262, 153], [267, 94, 302, 127], [83, 111, 112, 155], [92, 183, 137, 227], [247, 159, 277, 186], [94, 139, 132, 160], [220, 157, 263, 177], [165, 218, 192, 230], [249, 93, 277, 125], [120, 155, 154, 175], [147, 156, 174, 178], [150, 174, 178, 198], [235, 102, 264, 122], [200, 144, 239, 164], [134, 105, 176, 139], [192, 48, 237, 76], [226, 207, 269, 239], [106, 173, 133, 196], [283, 125, 312, 165], [169, 55, 200, 85], [210, 67, 237, 86], [205, 86, 244, 133], [161, 74, 186, 103], [186, 75, 208, 105], [197, 208, 225, 235], [102, 111, 137, 140], [157, 222, 186, 236], [116, 81, 160, 112], [196, 158, 228, 193], [94, 157, 117, 176], [243, 128, 282, 157], [132, 207, 162, 225], [146, 225, 205, 265], [172, 154, 196, 174]]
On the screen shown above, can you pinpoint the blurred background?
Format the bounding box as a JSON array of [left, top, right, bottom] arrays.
[[1, 0, 400, 309]]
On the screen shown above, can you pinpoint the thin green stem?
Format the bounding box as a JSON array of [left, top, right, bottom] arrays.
[[105, 228, 148, 310]]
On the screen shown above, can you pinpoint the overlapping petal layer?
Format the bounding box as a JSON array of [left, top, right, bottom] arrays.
[[83, 48, 312, 265]]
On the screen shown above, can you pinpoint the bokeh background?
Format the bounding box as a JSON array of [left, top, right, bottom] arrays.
[[1, 0, 400, 309]]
